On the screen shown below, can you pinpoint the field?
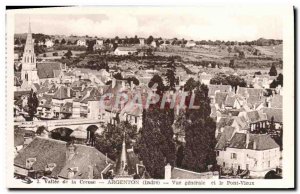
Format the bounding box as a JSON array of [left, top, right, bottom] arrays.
[[155, 44, 283, 69]]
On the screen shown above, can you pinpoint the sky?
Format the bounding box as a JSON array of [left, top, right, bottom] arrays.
[[13, 7, 283, 41]]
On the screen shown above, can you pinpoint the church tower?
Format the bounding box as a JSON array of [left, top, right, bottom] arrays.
[[21, 20, 39, 84]]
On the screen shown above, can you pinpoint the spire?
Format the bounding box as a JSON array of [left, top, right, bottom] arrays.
[[116, 132, 128, 175], [28, 17, 31, 34], [23, 19, 35, 56]]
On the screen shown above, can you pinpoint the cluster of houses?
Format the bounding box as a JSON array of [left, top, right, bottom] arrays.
[[209, 84, 282, 178], [13, 22, 282, 180]]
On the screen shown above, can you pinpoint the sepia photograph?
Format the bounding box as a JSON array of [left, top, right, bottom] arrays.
[[5, 6, 295, 189]]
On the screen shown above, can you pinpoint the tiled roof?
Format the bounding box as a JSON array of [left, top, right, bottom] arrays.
[[236, 87, 264, 98], [14, 90, 31, 100], [53, 86, 73, 100], [215, 92, 228, 107], [37, 62, 62, 79], [262, 107, 283, 123], [14, 137, 67, 177], [208, 84, 232, 97], [171, 167, 218, 179], [246, 110, 267, 123], [228, 133, 279, 150], [116, 47, 138, 52], [14, 137, 114, 179], [224, 95, 236, 107], [270, 95, 283, 108], [215, 126, 235, 150]]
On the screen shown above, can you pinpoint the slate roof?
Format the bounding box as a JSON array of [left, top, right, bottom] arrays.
[[14, 137, 114, 179], [215, 92, 228, 107], [215, 126, 235, 150], [236, 87, 264, 98], [53, 86, 73, 100], [262, 107, 283, 123], [14, 137, 67, 177], [224, 95, 236, 107], [270, 95, 283, 108], [228, 133, 279, 150], [246, 110, 267, 123], [208, 84, 232, 97], [171, 167, 218, 179], [58, 145, 114, 179], [116, 47, 138, 52], [37, 62, 62, 79]]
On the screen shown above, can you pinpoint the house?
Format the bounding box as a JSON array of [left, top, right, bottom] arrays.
[[93, 39, 104, 51], [139, 38, 145, 46], [236, 86, 264, 99], [114, 47, 138, 56], [185, 40, 196, 48], [268, 94, 282, 108], [37, 62, 65, 84], [51, 85, 74, 119], [45, 39, 54, 48], [164, 164, 219, 179], [238, 110, 268, 132], [216, 132, 280, 178], [198, 72, 212, 85], [262, 107, 283, 129], [150, 41, 158, 48], [77, 39, 87, 47], [120, 102, 143, 130], [208, 84, 232, 99], [14, 137, 114, 179]]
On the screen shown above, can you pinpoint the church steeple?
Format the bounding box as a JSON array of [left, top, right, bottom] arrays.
[[116, 132, 128, 176], [24, 18, 35, 55], [21, 19, 38, 84]]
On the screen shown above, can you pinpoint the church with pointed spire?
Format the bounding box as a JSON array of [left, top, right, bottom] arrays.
[[21, 20, 39, 85]]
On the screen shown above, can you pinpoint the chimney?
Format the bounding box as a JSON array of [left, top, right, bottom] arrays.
[[67, 87, 71, 98], [253, 140, 256, 150], [112, 78, 116, 88], [66, 143, 75, 161], [105, 153, 108, 164], [88, 165, 93, 179], [246, 133, 250, 149], [81, 84, 86, 91], [67, 168, 76, 179], [130, 81, 134, 91], [164, 163, 172, 179]]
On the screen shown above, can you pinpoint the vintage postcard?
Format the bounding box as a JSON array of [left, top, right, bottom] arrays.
[[6, 6, 295, 189]]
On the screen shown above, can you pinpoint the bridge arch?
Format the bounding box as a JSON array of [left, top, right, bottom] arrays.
[[264, 170, 282, 179], [50, 127, 74, 142], [86, 125, 99, 146]]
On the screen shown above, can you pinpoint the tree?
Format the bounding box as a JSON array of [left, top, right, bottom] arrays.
[[148, 74, 166, 94], [54, 39, 59, 44], [64, 50, 73, 59], [183, 78, 199, 92], [27, 89, 39, 121], [60, 38, 66, 45], [137, 104, 176, 178], [270, 73, 283, 88], [210, 73, 247, 91], [94, 122, 138, 161], [182, 84, 216, 172], [229, 59, 235, 68], [127, 77, 140, 86], [165, 69, 176, 91], [113, 72, 123, 80], [146, 35, 154, 45], [269, 64, 278, 76]]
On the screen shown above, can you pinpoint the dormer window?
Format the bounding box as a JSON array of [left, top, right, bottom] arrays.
[[67, 167, 79, 179], [26, 158, 36, 169], [45, 163, 56, 172]]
